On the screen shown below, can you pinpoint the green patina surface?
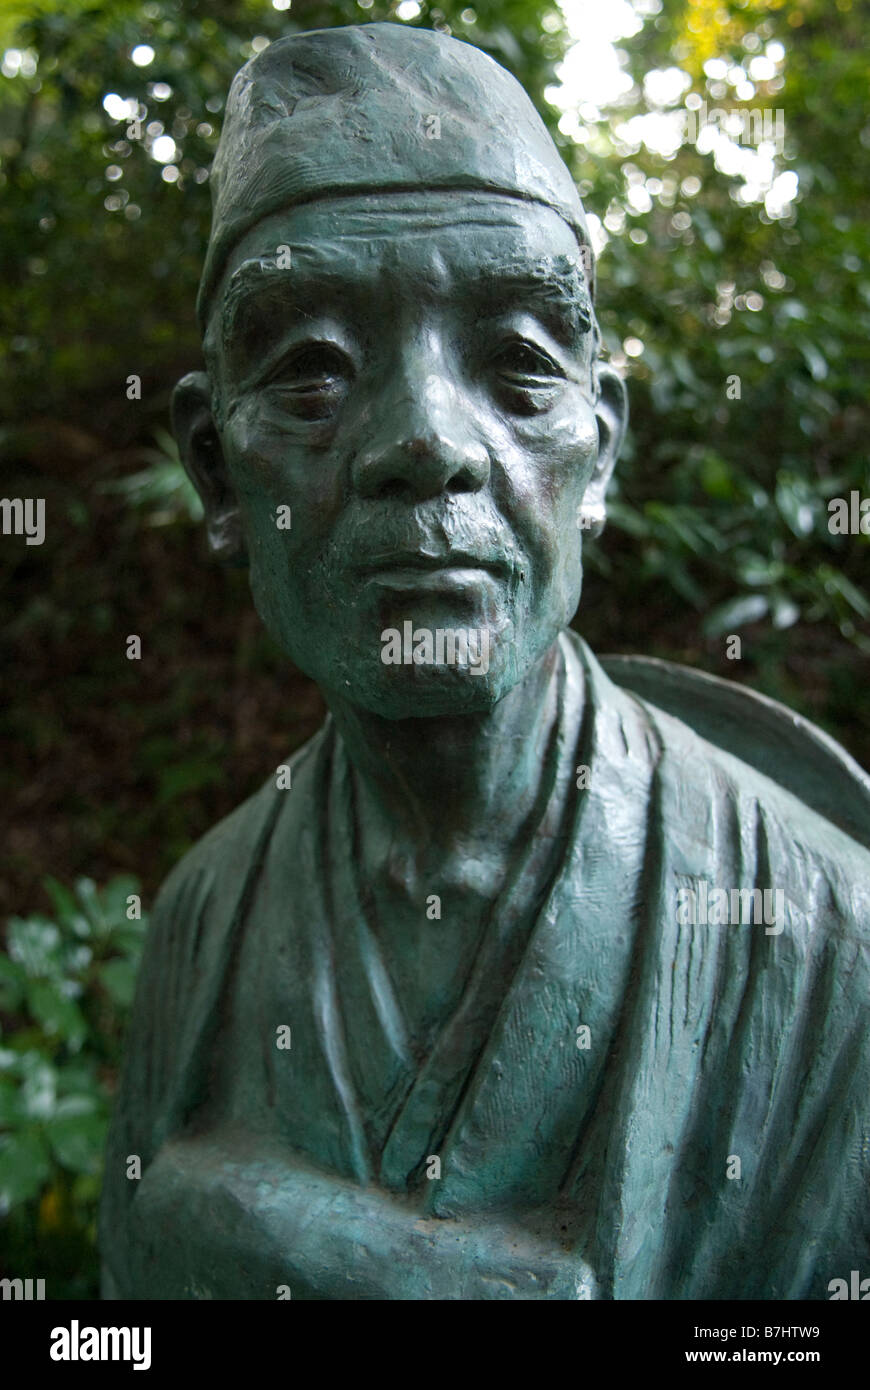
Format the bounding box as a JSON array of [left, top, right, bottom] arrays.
[[100, 24, 870, 1300]]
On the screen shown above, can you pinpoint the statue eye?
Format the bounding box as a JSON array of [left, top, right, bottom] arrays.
[[266, 343, 352, 419], [491, 340, 565, 400]]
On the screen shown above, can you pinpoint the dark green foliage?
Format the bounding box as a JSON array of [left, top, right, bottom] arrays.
[[0, 876, 146, 1298], [581, 0, 870, 672]]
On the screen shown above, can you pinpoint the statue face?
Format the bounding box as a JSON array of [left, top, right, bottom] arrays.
[[183, 192, 626, 718]]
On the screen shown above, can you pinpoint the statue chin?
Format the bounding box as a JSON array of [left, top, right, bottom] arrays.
[[329, 664, 514, 721], [283, 613, 568, 719]]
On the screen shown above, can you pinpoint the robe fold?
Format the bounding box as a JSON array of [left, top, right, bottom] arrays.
[[100, 632, 870, 1299]]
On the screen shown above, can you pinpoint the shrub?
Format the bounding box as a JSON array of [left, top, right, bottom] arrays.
[[0, 875, 145, 1299]]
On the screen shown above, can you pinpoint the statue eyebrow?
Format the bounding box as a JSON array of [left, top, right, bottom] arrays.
[[469, 267, 594, 343], [219, 255, 595, 347], [220, 259, 324, 342]]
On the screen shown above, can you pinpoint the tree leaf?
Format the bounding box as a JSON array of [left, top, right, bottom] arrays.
[[0, 1129, 52, 1211], [45, 1107, 107, 1176], [703, 594, 769, 638]]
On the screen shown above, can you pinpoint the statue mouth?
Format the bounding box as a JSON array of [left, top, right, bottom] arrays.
[[356, 551, 507, 577], [356, 552, 508, 592]]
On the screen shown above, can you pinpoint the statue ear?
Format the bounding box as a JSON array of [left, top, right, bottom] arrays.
[[171, 371, 248, 566], [581, 363, 628, 536]]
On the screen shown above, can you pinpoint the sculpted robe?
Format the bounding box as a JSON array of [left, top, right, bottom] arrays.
[[100, 632, 870, 1299]]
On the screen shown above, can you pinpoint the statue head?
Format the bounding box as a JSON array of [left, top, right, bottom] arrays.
[[173, 22, 627, 718]]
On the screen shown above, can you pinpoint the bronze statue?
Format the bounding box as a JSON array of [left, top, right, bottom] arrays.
[[101, 23, 870, 1300]]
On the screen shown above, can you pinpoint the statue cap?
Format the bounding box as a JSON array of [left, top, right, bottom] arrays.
[[198, 22, 593, 323]]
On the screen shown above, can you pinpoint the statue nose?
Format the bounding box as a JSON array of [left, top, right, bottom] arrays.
[[352, 367, 490, 502]]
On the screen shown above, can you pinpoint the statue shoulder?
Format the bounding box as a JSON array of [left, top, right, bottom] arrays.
[[599, 651, 870, 854], [575, 652, 870, 979], [151, 720, 330, 929]]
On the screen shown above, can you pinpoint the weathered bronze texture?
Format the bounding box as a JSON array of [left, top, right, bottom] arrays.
[[101, 24, 870, 1300]]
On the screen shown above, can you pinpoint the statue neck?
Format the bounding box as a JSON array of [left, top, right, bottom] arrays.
[[324, 637, 571, 868]]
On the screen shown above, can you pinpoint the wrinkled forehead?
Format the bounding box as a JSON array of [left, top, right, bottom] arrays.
[[206, 191, 594, 355]]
